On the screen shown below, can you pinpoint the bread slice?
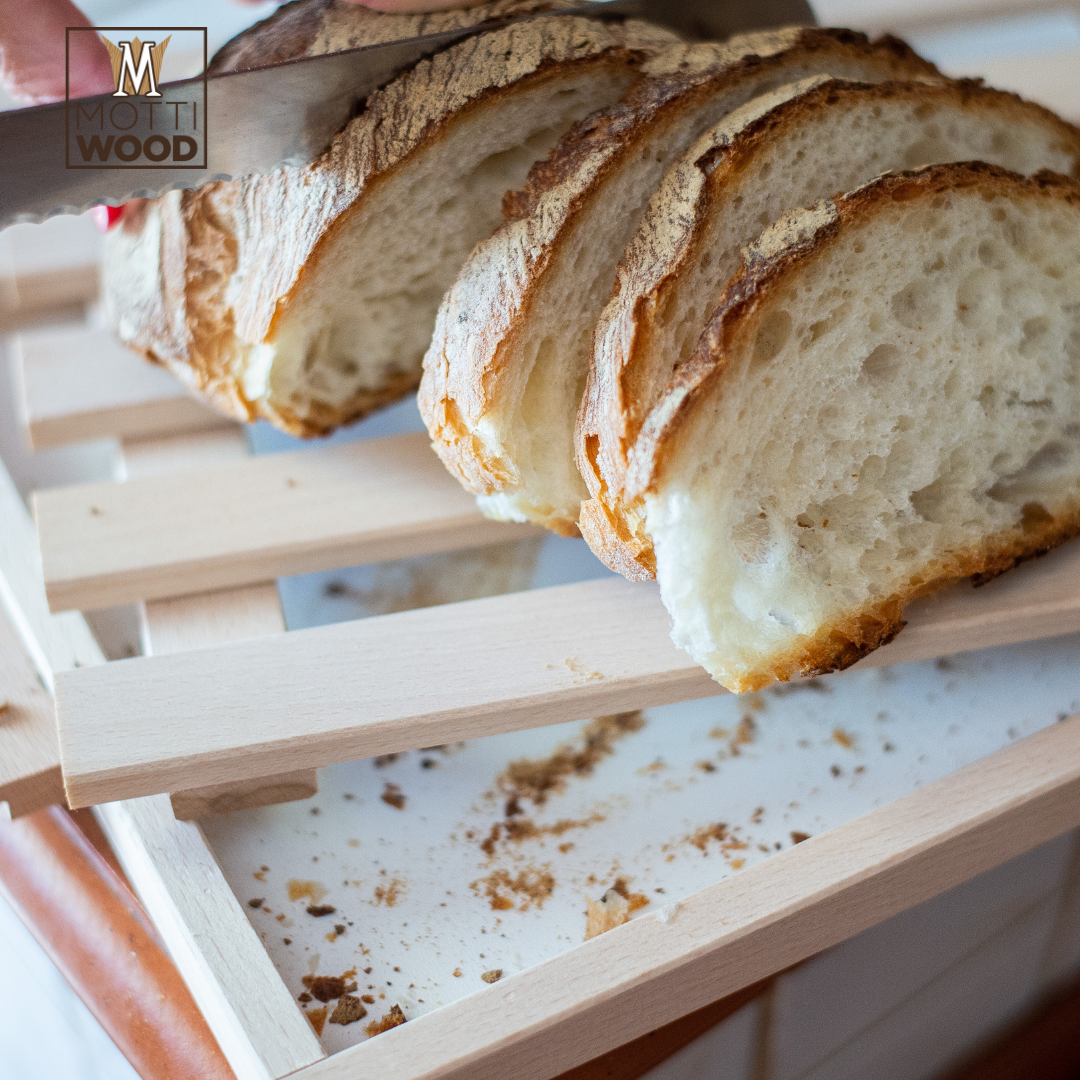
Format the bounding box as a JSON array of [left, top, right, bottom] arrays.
[[578, 78, 1080, 578], [103, 1, 678, 435], [632, 164, 1080, 693], [419, 30, 941, 536]]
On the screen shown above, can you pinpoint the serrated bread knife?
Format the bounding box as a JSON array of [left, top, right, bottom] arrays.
[[0, 0, 813, 228]]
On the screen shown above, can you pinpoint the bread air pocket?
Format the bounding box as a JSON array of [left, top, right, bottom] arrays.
[[630, 165, 1080, 692], [579, 77, 1080, 579]]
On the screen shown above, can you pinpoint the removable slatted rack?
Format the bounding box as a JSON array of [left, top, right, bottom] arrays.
[[21, 318, 1080, 807]]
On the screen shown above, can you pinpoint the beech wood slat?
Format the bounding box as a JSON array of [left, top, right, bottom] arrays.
[[56, 537, 1080, 807], [292, 712, 1080, 1080], [14, 327, 231, 449], [119, 432, 319, 820], [36, 432, 538, 613], [0, 603, 63, 816]]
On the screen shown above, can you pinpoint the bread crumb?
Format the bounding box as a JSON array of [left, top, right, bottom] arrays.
[[563, 657, 603, 681], [329, 995, 367, 1026], [361, 994, 375, 1004], [301, 974, 358, 1002], [791, 831, 811, 844], [453, 967, 462, 977], [496, 713, 644, 807], [365, 1004, 407, 1038], [307, 904, 336, 917], [381, 783, 406, 810], [585, 889, 629, 940], [832, 728, 854, 749], [481, 969, 503, 984], [307, 1007, 328, 1037], [373, 878, 405, 907], [248, 898, 264, 908], [472, 867, 555, 911], [288, 879, 328, 904]]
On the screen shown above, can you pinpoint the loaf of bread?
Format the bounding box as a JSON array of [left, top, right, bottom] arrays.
[[103, 0, 678, 435], [420, 29, 941, 534], [633, 164, 1080, 692], [577, 78, 1080, 578]]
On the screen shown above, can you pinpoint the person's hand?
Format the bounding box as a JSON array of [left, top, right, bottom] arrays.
[[0, 0, 112, 105]]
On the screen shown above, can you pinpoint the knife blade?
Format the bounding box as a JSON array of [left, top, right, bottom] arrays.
[[0, 0, 813, 228]]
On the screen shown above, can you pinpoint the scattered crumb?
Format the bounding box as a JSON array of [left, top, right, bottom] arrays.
[[830, 765, 842, 778], [687, 823, 728, 853], [790, 831, 811, 845], [481, 969, 503, 984], [329, 996, 367, 1026], [288, 880, 328, 904], [496, 712, 644, 807], [695, 760, 717, 773], [374, 753, 401, 768], [301, 974, 358, 1002], [855, 765, 866, 774], [730, 859, 745, 870], [248, 898, 264, 909], [347, 839, 360, 848], [307, 905, 337, 918], [381, 783, 407, 810], [253, 870, 266, 883], [480, 814, 604, 856], [334, 924, 346, 935], [298, 992, 312, 1003], [585, 889, 629, 939], [558, 842, 574, 854], [728, 715, 757, 756], [637, 759, 668, 775], [610, 877, 650, 912], [832, 728, 854, 749], [562, 657, 604, 682], [365, 1005, 407, 1038], [284, 938, 292, 945], [471, 867, 555, 911], [452, 967, 462, 977], [307, 1008, 328, 1037], [373, 878, 405, 907]]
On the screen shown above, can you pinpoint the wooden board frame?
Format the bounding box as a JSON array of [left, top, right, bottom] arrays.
[[7, 15, 1080, 1078]]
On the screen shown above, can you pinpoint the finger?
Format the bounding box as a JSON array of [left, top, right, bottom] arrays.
[[0, 0, 113, 106]]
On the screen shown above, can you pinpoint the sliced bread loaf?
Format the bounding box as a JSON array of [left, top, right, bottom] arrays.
[[633, 164, 1080, 692], [103, 1, 678, 435], [578, 78, 1080, 577], [419, 30, 941, 535]]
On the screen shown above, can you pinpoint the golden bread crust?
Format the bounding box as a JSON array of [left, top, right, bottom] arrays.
[[579, 80, 1080, 577], [633, 163, 1080, 691], [105, 3, 673, 435], [419, 28, 941, 515]]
